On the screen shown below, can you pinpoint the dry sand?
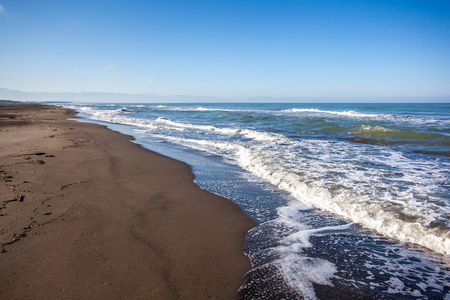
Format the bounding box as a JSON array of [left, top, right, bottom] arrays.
[[0, 103, 255, 299]]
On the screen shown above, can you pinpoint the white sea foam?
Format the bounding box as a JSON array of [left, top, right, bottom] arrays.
[[154, 117, 241, 135], [190, 106, 247, 112], [138, 117, 285, 142], [236, 140, 450, 255], [240, 129, 285, 142], [284, 108, 382, 118], [355, 125, 395, 133], [66, 105, 97, 112], [277, 254, 337, 299], [264, 205, 353, 298], [359, 243, 450, 297], [152, 105, 249, 112], [283, 107, 450, 128]]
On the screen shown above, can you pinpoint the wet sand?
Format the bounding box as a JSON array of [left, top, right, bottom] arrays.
[[0, 103, 255, 299]]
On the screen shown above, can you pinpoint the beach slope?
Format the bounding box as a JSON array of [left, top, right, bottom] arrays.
[[0, 104, 255, 299]]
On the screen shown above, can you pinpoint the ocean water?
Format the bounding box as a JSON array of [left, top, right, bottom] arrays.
[[64, 102, 450, 299]]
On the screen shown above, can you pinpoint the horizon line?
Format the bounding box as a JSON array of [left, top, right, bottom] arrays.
[[0, 87, 449, 103]]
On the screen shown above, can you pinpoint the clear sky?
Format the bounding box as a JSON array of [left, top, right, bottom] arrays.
[[0, 0, 449, 100]]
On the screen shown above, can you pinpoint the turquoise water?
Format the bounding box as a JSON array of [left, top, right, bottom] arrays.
[[67, 102, 450, 299]]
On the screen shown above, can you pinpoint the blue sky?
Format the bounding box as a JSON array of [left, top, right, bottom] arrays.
[[0, 0, 449, 100]]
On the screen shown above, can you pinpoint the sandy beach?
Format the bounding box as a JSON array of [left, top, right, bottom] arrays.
[[0, 103, 255, 299]]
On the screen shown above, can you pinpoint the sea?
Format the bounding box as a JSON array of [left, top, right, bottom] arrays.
[[62, 102, 449, 299]]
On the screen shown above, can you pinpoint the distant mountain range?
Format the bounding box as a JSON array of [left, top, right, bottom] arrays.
[[0, 88, 223, 103], [0, 99, 21, 103], [0, 88, 448, 103]]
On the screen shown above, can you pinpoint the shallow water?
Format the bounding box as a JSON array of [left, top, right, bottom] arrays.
[[66, 102, 450, 299]]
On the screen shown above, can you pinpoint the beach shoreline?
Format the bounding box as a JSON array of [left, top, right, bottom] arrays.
[[0, 103, 255, 299]]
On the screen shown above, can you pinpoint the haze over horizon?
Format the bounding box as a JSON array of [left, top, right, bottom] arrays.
[[1, 0, 449, 102]]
